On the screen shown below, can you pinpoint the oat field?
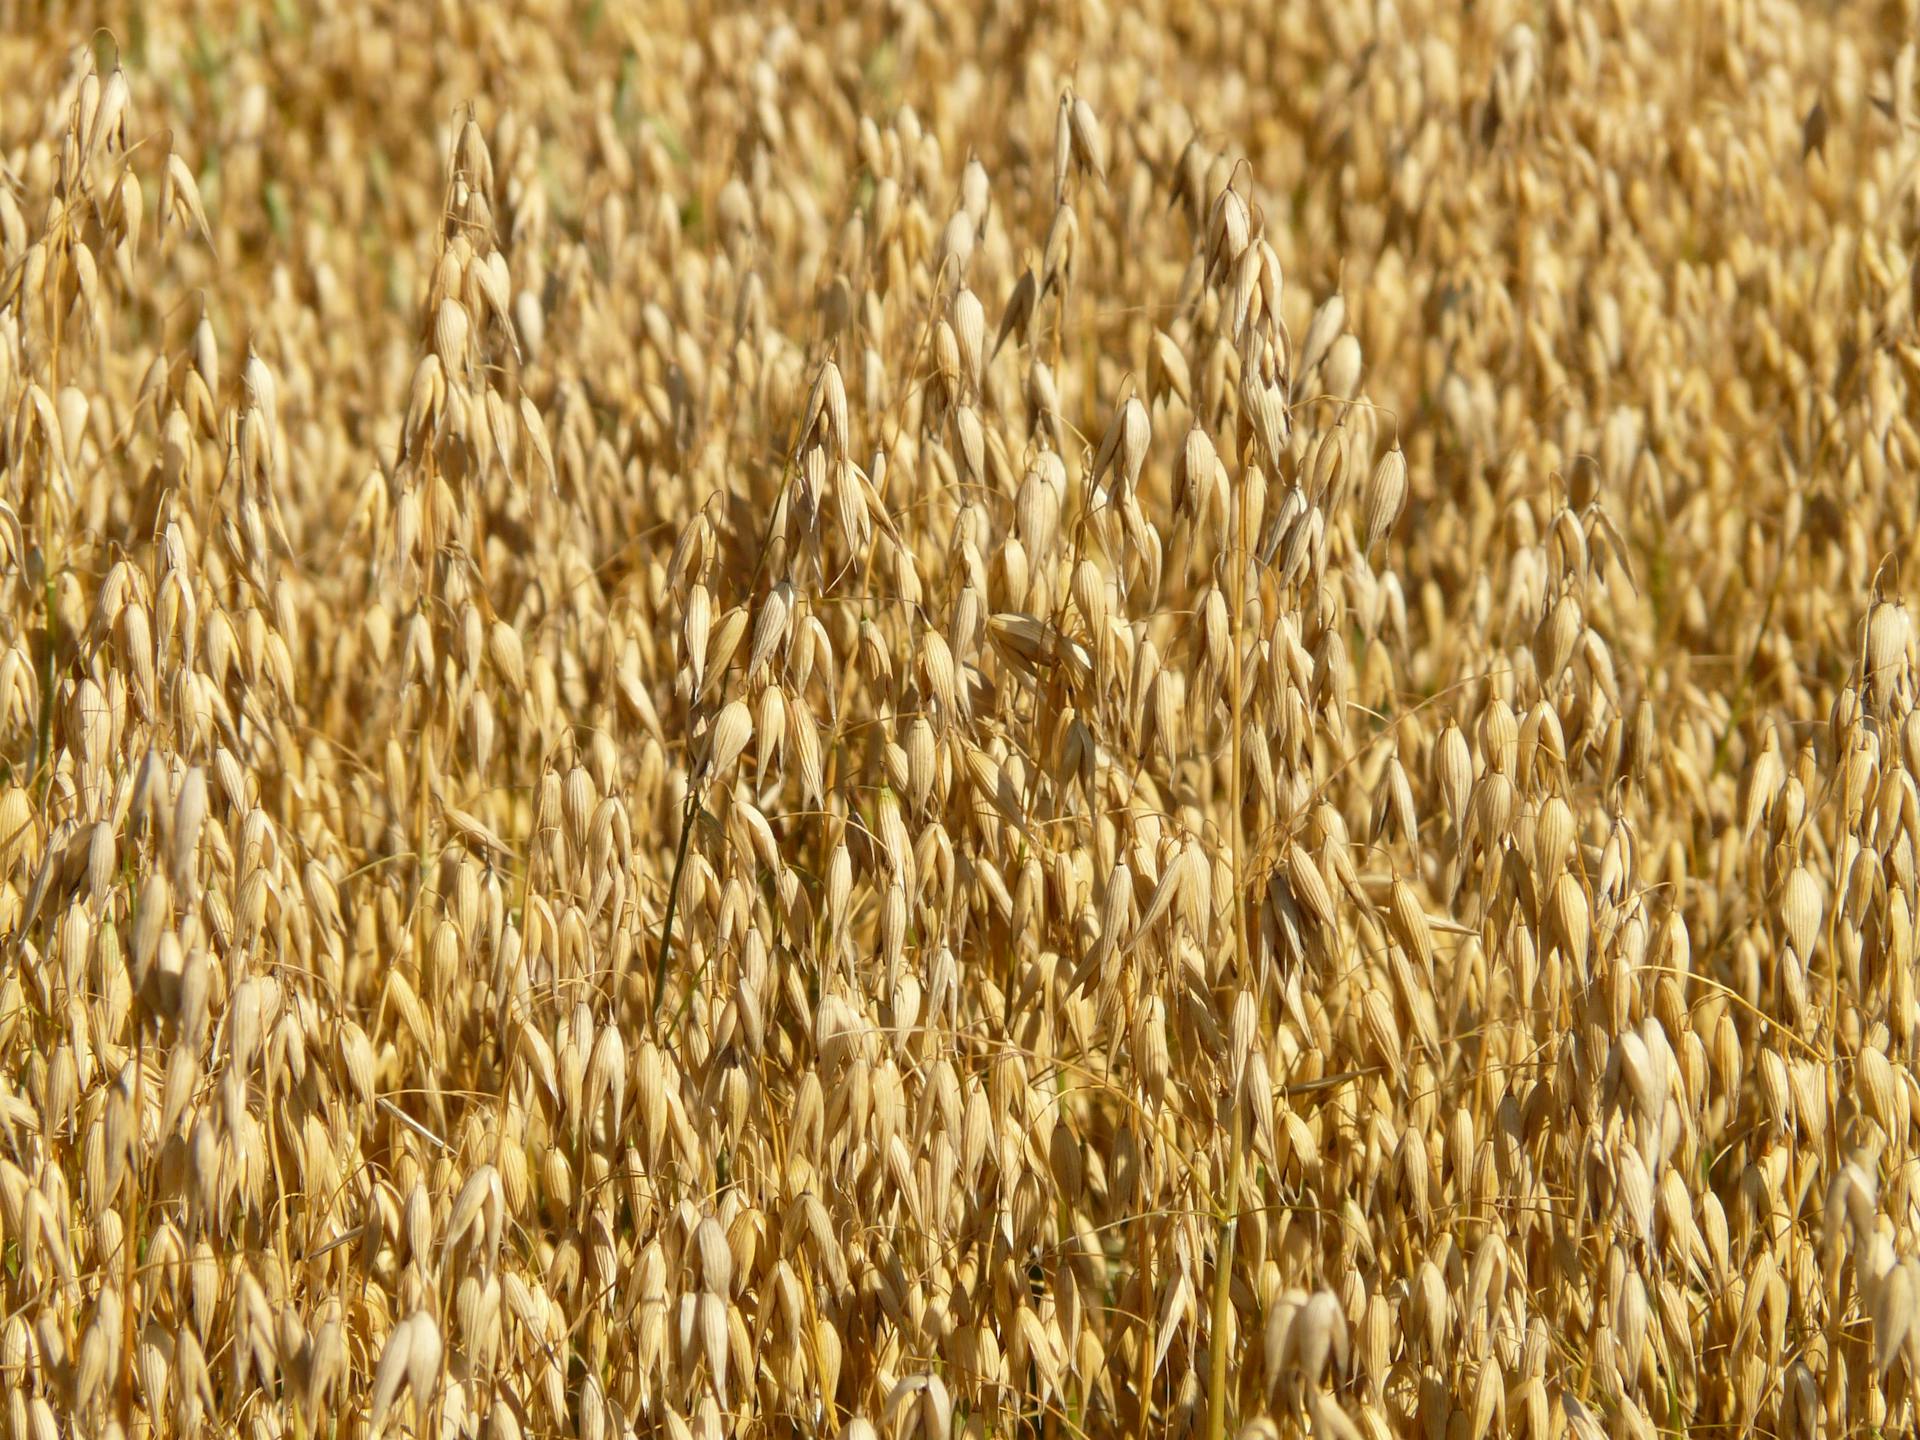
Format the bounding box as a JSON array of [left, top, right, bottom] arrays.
[[4, 0, 1920, 1436]]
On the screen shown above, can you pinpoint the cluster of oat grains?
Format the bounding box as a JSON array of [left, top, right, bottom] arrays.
[[0, 1, 1918, 1438]]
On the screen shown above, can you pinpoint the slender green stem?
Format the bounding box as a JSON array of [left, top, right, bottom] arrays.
[[1208, 1111, 1244, 1435], [650, 783, 702, 1034]]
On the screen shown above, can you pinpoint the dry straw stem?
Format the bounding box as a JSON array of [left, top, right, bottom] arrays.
[[4, 4, 1920, 1440]]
